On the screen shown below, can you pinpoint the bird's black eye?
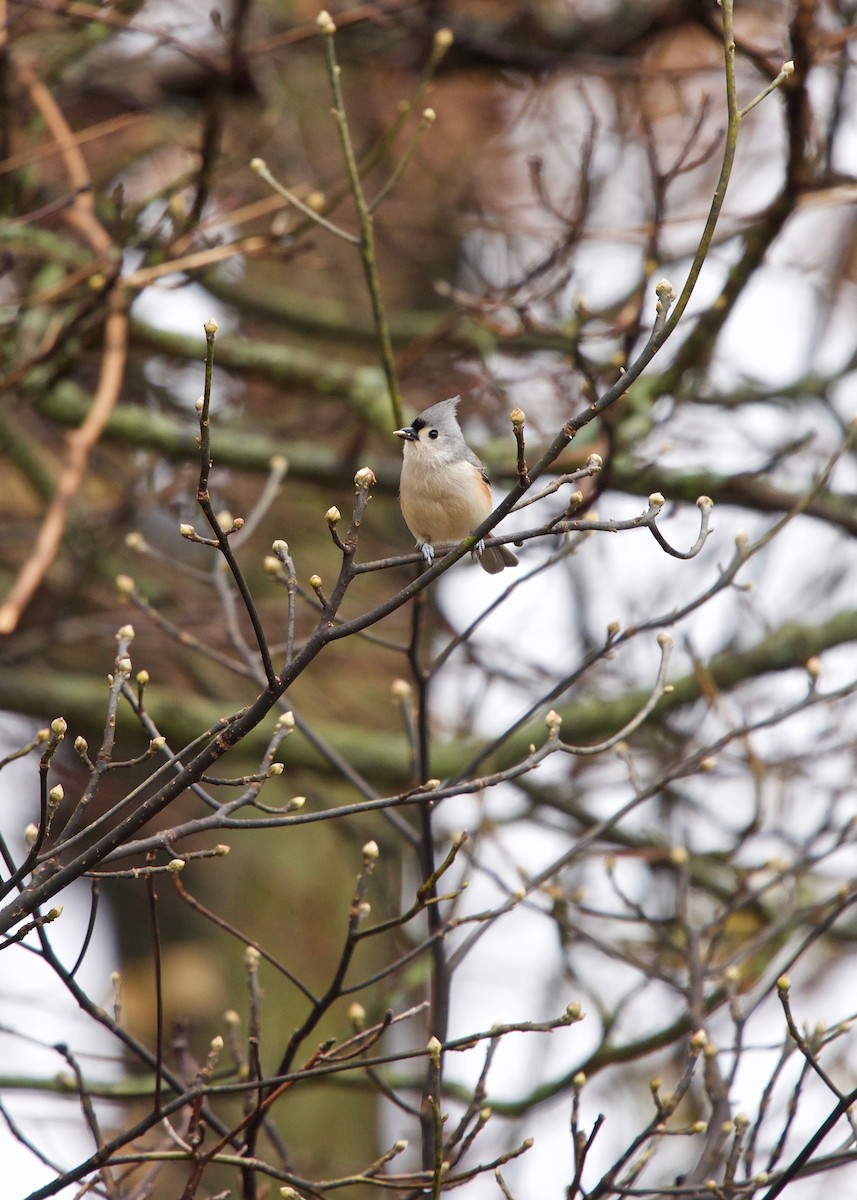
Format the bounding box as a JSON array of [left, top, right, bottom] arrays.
[[428, 428, 439, 439]]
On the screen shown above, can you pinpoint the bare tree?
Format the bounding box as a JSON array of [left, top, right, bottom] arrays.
[[2, 2, 857, 1198]]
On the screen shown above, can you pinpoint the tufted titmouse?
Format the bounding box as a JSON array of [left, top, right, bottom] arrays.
[[395, 396, 518, 574]]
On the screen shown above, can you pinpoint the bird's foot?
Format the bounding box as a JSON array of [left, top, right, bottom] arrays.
[[419, 543, 435, 563], [474, 539, 486, 556]]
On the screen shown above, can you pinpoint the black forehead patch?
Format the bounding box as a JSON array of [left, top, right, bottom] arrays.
[[411, 417, 426, 432]]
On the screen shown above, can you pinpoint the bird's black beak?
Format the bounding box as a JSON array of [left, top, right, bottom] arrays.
[[395, 425, 417, 441]]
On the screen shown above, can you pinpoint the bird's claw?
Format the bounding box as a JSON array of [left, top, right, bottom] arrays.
[[474, 539, 486, 556], [420, 543, 435, 563]]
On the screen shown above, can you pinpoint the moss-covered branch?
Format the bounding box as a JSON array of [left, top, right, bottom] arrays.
[[5, 609, 855, 785]]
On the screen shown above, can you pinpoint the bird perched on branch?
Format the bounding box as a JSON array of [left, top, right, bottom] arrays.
[[395, 396, 518, 574]]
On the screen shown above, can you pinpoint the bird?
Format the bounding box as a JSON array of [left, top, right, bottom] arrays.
[[394, 396, 518, 574]]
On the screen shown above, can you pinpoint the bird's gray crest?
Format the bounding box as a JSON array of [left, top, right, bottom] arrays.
[[411, 395, 462, 430]]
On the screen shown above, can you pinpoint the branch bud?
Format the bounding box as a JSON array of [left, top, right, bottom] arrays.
[[167, 858, 185, 873], [51, 717, 67, 737], [391, 678, 412, 700], [179, 523, 196, 539], [510, 407, 525, 428], [204, 318, 218, 336], [362, 840, 380, 864], [545, 709, 562, 732], [277, 711, 296, 730], [325, 506, 341, 526], [316, 9, 336, 34], [48, 784, 64, 808], [115, 574, 135, 596], [648, 492, 665, 509], [586, 453, 603, 471], [354, 466, 377, 488]]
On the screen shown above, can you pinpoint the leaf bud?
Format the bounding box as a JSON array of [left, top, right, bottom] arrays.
[[354, 466, 377, 488], [316, 9, 336, 34]]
